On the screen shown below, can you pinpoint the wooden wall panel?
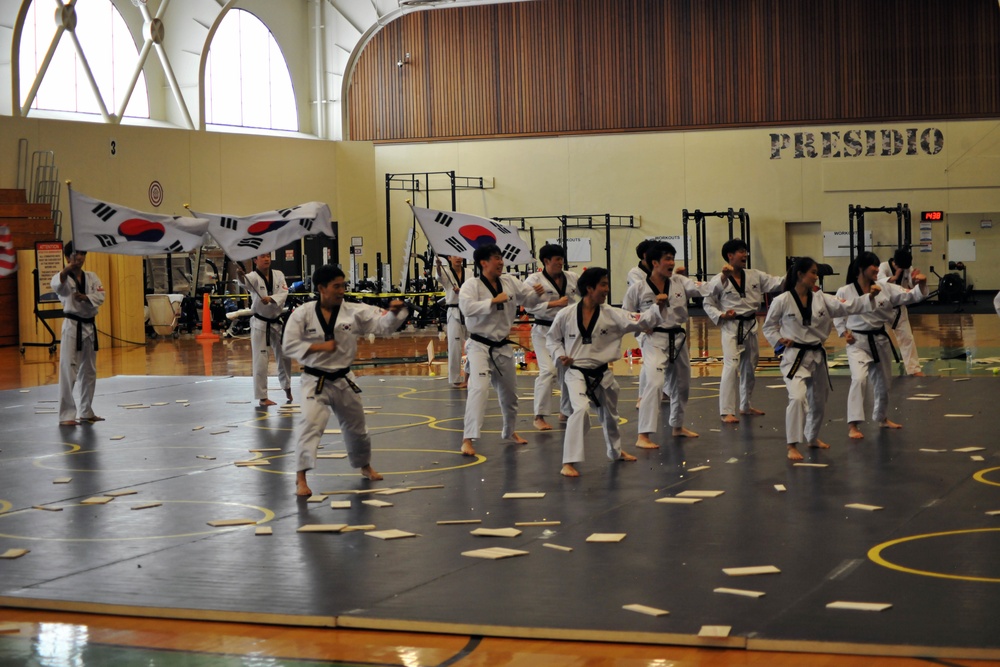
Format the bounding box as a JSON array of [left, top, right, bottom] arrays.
[[347, 0, 1000, 142]]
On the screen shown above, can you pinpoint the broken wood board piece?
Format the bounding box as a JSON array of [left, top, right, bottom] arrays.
[[255, 527, 273, 536], [723, 565, 781, 576], [845, 503, 883, 511], [0, 549, 30, 559], [208, 518, 258, 527], [340, 524, 377, 532], [81, 496, 114, 505], [686, 465, 710, 472], [191, 426, 204, 431], [698, 625, 732, 638], [234, 460, 270, 466], [502, 492, 545, 499], [985, 510, 1000, 516], [543, 543, 573, 552], [249, 448, 282, 453], [826, 601, 892, 612], [297, 524, 347, 533], [52, 478, 72, 484], [471, 527, 522, 538], [317, 453, 348, 459], [714, 587, 766, 598], [971, 455, 986, 461], [106, 490, 138, 497], [906, 397, 934, 401], [676, 490, 725, 498], [375, 488, 412, 496], [306, 495, 328, 503], [361, 499, 393, 508], [954, 446, 986, 453], [366, 529, 417, 540], [793, 463, 829, 468], [330, 501, 352, 509], [32, 505, 62, 512], [622, 603, 669, 617], [944, 414, 974, 418], [656, 497, 702, 505], [407, 485, 445, 491], [774, 484, 787, 492], [461, 547, 528, 559], [514, 521, 561, 527], [196, 455, 216, 460], [109, 435, 126, 440], [586, 533, 626, 543], [131, 502, 162, 511], [437, 519, 481, 525], [919, 449, 946, 453]]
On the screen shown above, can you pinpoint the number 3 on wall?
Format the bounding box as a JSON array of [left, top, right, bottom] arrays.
[[110, 139, 117, 157]]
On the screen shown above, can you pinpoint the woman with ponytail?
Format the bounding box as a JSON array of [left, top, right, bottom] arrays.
[[762, 257, 881, 461]]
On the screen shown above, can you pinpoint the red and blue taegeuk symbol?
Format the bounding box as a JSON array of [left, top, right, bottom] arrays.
[[248, 219, 290, 236], [118, 219, 165, 243], [458, 224, 496, 250]]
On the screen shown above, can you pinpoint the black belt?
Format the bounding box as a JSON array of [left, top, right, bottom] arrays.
[[570, 363, 609, 407], [470, 333, 514, 377], [64, 313, 97, 352], [253, 312, 283, 347], [303, 366, 362, 394], [787, 342, 831, 389], [732, 313, 757, 345], [891, 306, 902, 329], [445, 303, 465, 325], [652, 326, 686, 363], [533, 318, 554, 327], [851, 326, 900, 365]]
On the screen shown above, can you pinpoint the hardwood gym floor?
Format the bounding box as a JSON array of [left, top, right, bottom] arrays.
[[1, 311, 999, 667]]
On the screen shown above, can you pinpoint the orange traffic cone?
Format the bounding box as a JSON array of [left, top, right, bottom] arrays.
[[195, 292, 220, 341]]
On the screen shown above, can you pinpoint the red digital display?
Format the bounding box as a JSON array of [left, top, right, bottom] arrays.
[[921, 210, 944, 221]]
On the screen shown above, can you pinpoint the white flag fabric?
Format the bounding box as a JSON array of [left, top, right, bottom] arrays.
[[69, 189, 209, 255], [196, 202, 334, 262], [0, 225, 16, 277], [410, 205, 533, 265]]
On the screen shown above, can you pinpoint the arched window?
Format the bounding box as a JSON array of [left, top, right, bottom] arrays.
[[19, 0, 149, 118], [205, 9, 297, 131]]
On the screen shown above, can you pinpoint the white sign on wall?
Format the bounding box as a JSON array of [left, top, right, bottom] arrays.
[[649, 235, 692, 262], [544, 237, 592, 263]]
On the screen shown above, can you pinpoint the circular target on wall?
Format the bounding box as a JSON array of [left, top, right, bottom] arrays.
[[148, 180, 164, 207]]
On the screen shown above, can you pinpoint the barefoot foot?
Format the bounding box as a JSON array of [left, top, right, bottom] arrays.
[[461, 439, 477, 457], [721, 414, 740, 424], [560, 463, 580, 477], [787, 445, 804, 461], [59, 420, 79, 426], [635, 434, 660, 449], [259, 399, 277, 407], [510, 432, 528, 445], [533, 417, 553, 431], [285, 389, 293, 401], [672, 427, 699, 438], [559, 413, 569, 422], [360, 465, 383, 481], [809, 439, 830, 449], [740, 408, 765, 416], [848, 424, 864, 439], [880, 419, 903, 429], [295, 472, 312, 497], [454, 381, 468, 389], [617, 452, 637, 462]]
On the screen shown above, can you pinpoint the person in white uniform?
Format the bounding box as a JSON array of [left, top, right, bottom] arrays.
[[625, 239, 653, 287], [524, 244, 579, 430], [435, 255, 469, 388], [762, 257, 879, 461], [459, 244, 546, 457], [283, 265, 408, 496], [237, 253, 292, 407], [835, 252, 927, 439], [995, 289, 1000, 317], [52, 241, 106, 426], [703, 239, 784, 423], [877, 248, 923, 376], [547, 267, 666, 477], [623, 241, 709, 447]]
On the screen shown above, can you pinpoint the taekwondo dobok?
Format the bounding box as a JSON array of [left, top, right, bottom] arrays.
[[238, 254, 292, 406], [435, 256, 469, 387]]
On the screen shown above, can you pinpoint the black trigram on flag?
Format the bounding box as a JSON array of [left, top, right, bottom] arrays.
[[444, 236, 465, 253], [298, 218, 313, 231], [95, 234, 118, 248], [219, 217, 238, 231], [237, 237, 263, 249], [489, 220, 512, 235], [92, 203, 117, 222], [278, 206, 301, 218], [500, 243, 519, 262], [164, 241, 183, 252], [434, 212, 454, 227]]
